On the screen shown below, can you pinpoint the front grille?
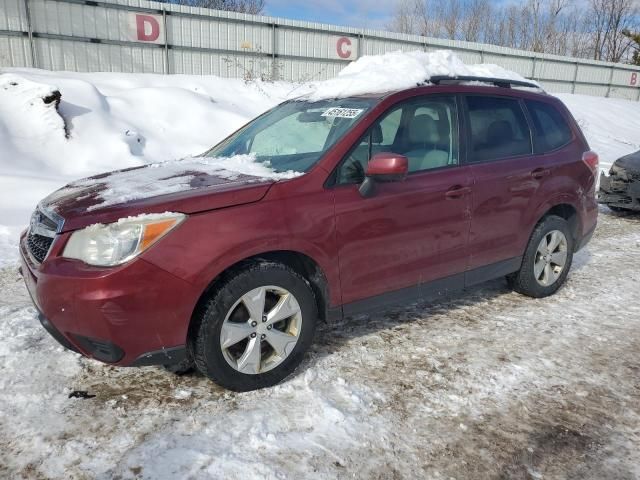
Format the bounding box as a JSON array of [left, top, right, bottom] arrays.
[[27, 232, 54, 263], [26, 205, 64, 264]]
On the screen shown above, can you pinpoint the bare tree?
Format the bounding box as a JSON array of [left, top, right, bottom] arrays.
[[440, 0, 463, 40], [588, 0, 637, 61], [414, 0, 444, 38], [387, 0, 421, 35], [604, 0, 639, 62], [495, 5, 524, 49], [387, 0, 640, 64], [156, 0, 265, 14], [462, 0, 493, 43]]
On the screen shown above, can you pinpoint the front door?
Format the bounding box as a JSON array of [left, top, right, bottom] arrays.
[[331, 95, 472, 308]]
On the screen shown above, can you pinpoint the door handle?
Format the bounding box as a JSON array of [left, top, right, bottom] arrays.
[[531, 168, 551, 179], [445, 186, 472, 199]]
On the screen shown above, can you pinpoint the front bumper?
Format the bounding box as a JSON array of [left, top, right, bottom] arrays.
[[599, 172, 640, 211], [19, 231, 197, 367]]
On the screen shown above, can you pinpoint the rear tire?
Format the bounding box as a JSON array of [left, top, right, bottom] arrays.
[[190, 261, 318, 392], [508, 215, 574, 298]]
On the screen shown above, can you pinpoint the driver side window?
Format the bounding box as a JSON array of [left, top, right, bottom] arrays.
[[336, 108, 402, 184], [336, 96, 459, 185]]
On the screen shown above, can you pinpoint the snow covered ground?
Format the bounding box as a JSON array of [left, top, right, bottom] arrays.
[[1, 208, 639, 479], [1, 51, 640, 478]]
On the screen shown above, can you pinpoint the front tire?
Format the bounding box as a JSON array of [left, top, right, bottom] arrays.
[[508, 215, 574, 298], [191, 261, 318, 391]]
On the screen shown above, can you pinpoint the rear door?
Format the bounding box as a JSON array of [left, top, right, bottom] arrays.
[[331, 95, 473, 307], [463, 94, 545, 275]]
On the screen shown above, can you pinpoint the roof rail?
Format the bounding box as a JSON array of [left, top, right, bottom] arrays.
[[429, 75, 543, 91]]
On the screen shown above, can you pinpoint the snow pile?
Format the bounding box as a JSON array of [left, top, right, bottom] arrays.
[[0, 69, 292, 179], [300, 50, 533, 101], [0, 74, 66, 175], [64, 154, 302, 211], [0, 69, 293, 261]]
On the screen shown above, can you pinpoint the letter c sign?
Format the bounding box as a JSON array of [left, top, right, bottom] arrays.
[[329, 36, 356, 59], [336, 37, 352, 59]]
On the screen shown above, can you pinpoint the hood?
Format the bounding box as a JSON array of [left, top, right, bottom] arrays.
[[42, 155, 302, 232], [613, 150, 640, 173]]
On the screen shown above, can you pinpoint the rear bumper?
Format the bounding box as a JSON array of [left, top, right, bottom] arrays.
[[19, 231, 198, 367], [599, 172, 640, 211]]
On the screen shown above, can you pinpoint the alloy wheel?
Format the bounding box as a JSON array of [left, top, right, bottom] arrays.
[[534, 230, 568, 287], [220, 286, 303, 374]]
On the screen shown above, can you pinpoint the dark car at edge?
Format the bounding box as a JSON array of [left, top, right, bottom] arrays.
[[599, 149, 640, 212]]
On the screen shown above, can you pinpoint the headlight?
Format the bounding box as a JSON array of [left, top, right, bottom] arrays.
[[63, 212, 185, 266]]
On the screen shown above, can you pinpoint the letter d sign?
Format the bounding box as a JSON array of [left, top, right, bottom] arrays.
[[129, 13, 164, 44]]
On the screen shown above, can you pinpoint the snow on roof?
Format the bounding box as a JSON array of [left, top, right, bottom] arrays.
[[298, 50, 536, 101]]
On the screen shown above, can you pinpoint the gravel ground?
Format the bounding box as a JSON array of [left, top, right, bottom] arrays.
[[1, 207, 639, 480]]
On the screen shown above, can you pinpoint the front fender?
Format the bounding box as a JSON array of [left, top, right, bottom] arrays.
[[141, 194, 341, 307]]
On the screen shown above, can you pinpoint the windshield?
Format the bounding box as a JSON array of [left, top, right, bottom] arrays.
[[205, 98, 377, 173]]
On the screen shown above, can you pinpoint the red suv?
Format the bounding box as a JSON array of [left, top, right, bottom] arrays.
[[20, 77, 598, 391]]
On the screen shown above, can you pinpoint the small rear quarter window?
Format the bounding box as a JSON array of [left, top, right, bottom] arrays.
[[525, 100, 573, 153]]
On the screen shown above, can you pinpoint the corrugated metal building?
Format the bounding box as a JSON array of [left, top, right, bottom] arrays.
[[1, 0, 639, 99]]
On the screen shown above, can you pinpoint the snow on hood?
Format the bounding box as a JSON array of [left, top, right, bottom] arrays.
[[45, 154, 303, 214], [298, 50, 535, 101]]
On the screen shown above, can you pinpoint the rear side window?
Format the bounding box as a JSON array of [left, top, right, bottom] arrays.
[[525, 100, 573, 153], [465, 96, 532, 162]]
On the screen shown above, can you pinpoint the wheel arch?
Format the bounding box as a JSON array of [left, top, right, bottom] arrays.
[[533, 201, 582, 248], [187, 250, 333, 347]]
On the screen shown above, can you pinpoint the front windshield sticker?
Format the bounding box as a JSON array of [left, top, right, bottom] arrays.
[[321, 107, 364, 119]]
